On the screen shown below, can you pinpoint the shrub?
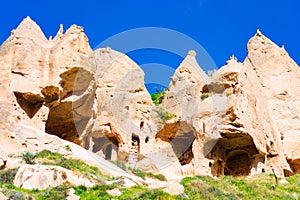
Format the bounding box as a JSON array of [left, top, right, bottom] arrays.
[[0, 168, 18, 184], [36, 150, 63, 160], [151, 91, 165, 106], [146, 172, 167, 181], [22, 152, 36, 164]]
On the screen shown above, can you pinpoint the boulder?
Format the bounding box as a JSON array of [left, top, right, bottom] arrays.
[[106, 188, 123, 196], [13, 164, 95, 190]]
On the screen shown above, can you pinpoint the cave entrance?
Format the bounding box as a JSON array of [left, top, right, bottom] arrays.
[[207, 132, 259, 177], [156, 121, 196, 166], [91, 135, 119, 161], [224, 151, 251, 176], [131, 134, 140, 154]]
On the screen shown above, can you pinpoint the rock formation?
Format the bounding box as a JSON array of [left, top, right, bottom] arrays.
[[0, 17, 300, 190], [14, 164, 95, 190]]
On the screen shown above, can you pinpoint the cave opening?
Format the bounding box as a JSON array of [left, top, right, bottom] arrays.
[[132, 134, 140, 154], [91, 135, 119, 161], [207, 132, 260, 177], [156, 121, 196, 166], [13, 91, 44, 119]]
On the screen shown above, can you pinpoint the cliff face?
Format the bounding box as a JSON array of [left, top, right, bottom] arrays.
[[0, 18, 300, 179]]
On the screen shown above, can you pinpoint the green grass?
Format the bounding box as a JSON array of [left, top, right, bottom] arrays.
[[111, 160, 167, 181], [1, 170, 300, 199], [151, 91, 165, 106], [4, 151, 300, 199], [181, 174, 300, 200], [36, 150, 63, 160], [23, 150, 110, 181]]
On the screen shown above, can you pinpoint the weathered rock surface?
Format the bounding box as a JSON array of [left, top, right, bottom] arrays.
[[162, 50, 209, 122], [0, 192, 7, 200], [1, 16, 300, 185], [84, 47, 157, 162], [245, 30, 300, 175], [106, 188, 123, 196], [0, 16, 95, 146], [14, 164, 95, 190]]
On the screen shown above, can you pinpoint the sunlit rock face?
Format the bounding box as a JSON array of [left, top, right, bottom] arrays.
[[1, 17, 300, 179], [0, 16, 95, 146]]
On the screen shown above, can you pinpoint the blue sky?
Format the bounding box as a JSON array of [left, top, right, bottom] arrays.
[[0, 0, 299, 92]]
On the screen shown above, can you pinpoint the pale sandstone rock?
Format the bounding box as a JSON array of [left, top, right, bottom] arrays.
[[0, 192, 7, 200], [106, 188, 123, 196], [162, 50, 209, 122], [85, 47, 157, 160], [162, 181, 184, 195], [1, 16, 300, 181], [14, 164, 95, 190], [66, 188, 80, 200], [245, 30, 300, 174], [0, 16, 95, 145]]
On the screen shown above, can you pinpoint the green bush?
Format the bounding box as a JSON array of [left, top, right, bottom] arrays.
[[36, 150, 63, 160], [151, 91, 165, 106], [0, 168, 18, 184], [22, 152, 36, 164], [146, 172, 167, 181]]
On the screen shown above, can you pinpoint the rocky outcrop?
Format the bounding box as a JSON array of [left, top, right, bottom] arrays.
[[0, 16, 95, 145], [83, 47, 157, 161], [1, 17, 300, 183], [14, 164, 95, 190], [162, 50, 209, 122], [245, 30, 300, 175]]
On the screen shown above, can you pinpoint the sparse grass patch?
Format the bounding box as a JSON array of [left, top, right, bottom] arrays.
[[65, 145, 72, 151], [154, 106, 176, 125], [200, 92, 210, 101], [226, 92, 233, 96], [128, 167, 147, 179], [110, 160, 127, 171]]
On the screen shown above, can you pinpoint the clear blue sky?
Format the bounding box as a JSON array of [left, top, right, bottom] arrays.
[[0, 0, 299, 92]]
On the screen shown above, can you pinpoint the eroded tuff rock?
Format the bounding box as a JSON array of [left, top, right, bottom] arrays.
[[162, 50, 210, 122], [0, 16, 95, 145], [14, 164, 95, 190], [245, 30, 300, 175], [82, 47, 157, 162], [1, 17, 300, 181]]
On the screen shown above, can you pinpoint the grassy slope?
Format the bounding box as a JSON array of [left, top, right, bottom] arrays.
[[1, 151, 300, 199]]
